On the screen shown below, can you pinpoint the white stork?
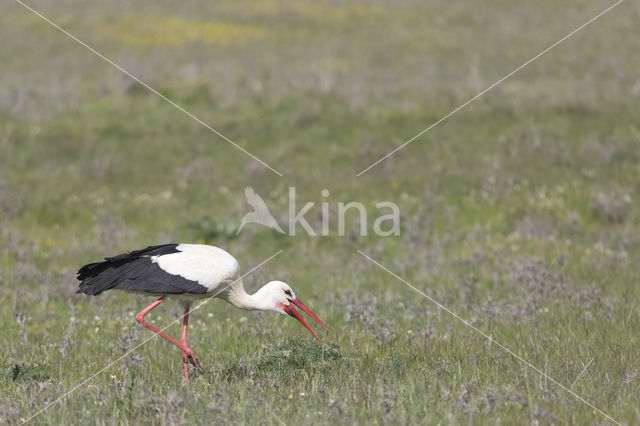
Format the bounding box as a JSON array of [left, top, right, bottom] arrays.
[[77, 244, 329, 382]]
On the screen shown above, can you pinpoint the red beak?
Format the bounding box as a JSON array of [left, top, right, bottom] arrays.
[[283, 298, 330, 341]]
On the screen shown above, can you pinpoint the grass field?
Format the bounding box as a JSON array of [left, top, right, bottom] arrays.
[[1, 0, 639, 424]]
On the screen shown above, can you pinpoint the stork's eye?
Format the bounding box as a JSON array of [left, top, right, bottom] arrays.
[[284, 290, 292, 296]]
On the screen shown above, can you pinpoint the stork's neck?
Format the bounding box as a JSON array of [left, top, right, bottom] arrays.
[[222, 280, 273, 311]]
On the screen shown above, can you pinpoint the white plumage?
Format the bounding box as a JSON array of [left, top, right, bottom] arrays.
[[152, 244, 240, 291]]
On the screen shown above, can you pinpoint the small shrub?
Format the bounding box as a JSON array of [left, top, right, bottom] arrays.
[[591, 188, 631, 224], [255, 338, 341, 371]]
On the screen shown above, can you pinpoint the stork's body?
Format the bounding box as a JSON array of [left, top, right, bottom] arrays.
[[77, 244, 328, 382]]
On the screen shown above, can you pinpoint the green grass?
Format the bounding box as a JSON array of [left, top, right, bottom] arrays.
[[1, 0, 640, 424]]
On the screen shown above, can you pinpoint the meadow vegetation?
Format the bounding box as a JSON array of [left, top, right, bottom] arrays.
[[0, 0, 639, 424]]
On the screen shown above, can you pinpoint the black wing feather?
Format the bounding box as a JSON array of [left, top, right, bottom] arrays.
[[76, 244, 209, 296]]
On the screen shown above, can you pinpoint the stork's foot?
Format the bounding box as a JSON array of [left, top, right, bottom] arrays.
[[183, 348, 203, 373]]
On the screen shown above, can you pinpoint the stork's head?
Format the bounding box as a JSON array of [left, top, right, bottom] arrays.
[[262, 280, 330, 340]]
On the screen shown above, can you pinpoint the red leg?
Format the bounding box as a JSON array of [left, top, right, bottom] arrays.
[[181, 304, 191, 382], [135, 297, 202, 380]]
